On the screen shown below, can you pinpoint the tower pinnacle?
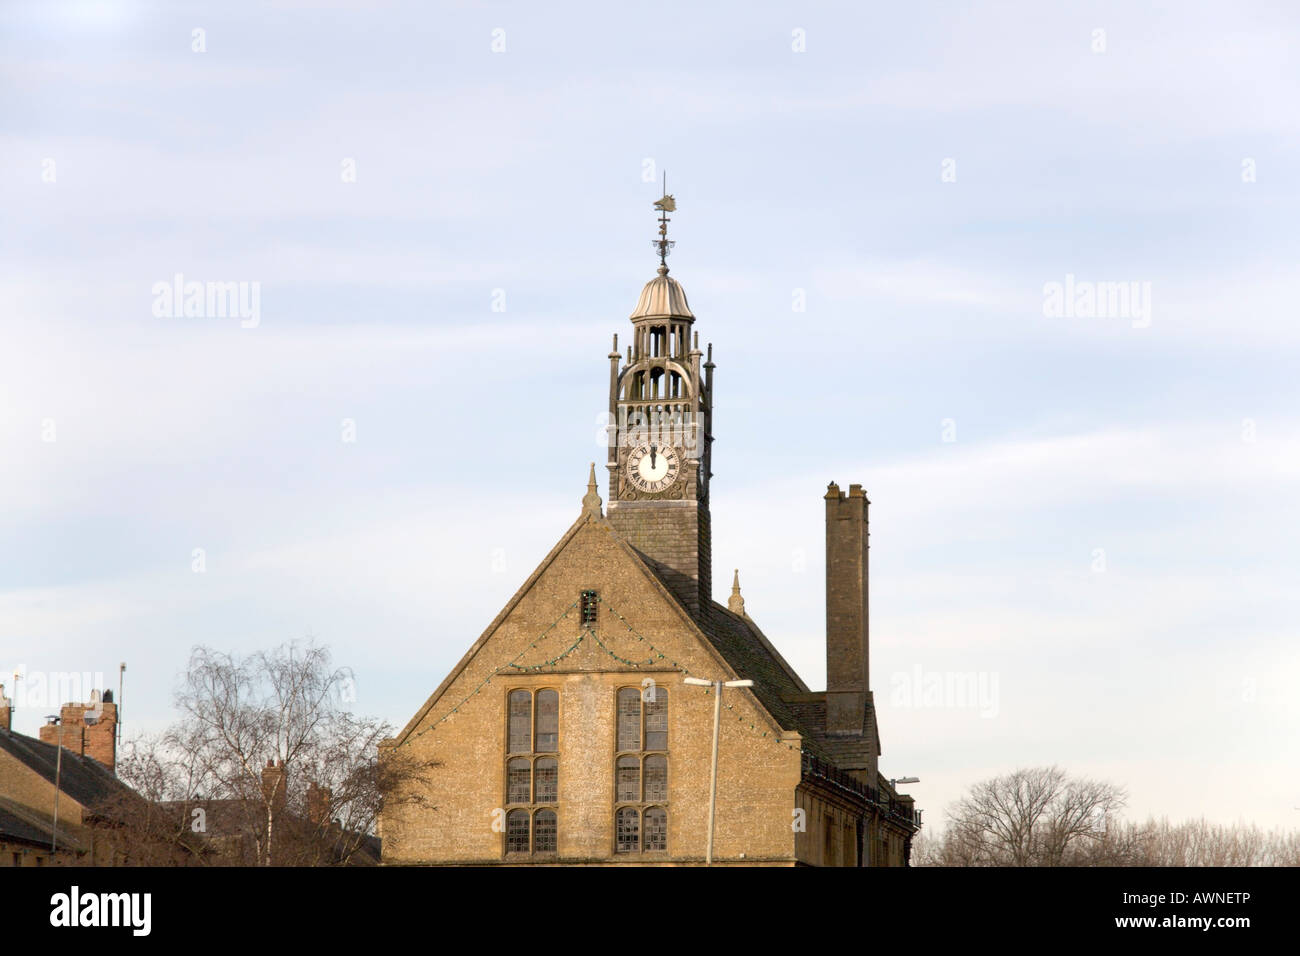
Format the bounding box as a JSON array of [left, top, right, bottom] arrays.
[[581, 462, 603, 518], [728, 568, 746, 617]]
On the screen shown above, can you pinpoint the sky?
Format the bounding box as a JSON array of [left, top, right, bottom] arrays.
[[2, 0, 1298, 834]]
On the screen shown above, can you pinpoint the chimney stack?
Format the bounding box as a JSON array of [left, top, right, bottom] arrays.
[[306, 782, 332, 827], [825, 482, 870, 735], [261, 759, 287, 810], [37, 690, 118, 772], [0, 684, 11, 732]]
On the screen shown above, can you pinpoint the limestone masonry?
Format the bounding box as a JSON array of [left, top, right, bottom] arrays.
[[380, 209, 920, 866]]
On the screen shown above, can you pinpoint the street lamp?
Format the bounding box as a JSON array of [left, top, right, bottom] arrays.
[[683, 675, 754, 866], [891, 777, 920, 787], [46, 715, 63, 855]]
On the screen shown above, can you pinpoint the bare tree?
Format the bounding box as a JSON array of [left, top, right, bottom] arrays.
[[114, 641, 436, 866], [1108, 817, 1298, 867], [92, 734, 213, 865], [935, 766, 1127, 866], [917, 770, 1300, 867], [909, 829, 942, 867]]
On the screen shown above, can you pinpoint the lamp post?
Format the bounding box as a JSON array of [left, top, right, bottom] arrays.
[[889, 778, 920, 827], [46, 715, 63, 855], [683, 675, 753, 866]]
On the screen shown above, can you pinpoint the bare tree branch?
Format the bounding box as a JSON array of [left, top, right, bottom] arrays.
[[113, 639, 438, 866]]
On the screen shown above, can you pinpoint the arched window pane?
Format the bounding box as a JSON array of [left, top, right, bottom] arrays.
[[507, 758, 531, 805], [644, 808, 667, 851], [644, 755, 667, 802], [535, 757, 558, 803], [615, 808, 639, 853], [644, 686, 668, 750], [616, 756, 640, 802], [506, 810, 530, 853], [535, 689, 558, 752], [617, 688, 641, 752], [508, 690, 532, 753], [534, 810, 557, 853]]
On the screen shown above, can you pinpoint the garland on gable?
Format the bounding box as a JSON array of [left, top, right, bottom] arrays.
[[393, 594, 803, 756], [396, 599, 580, 749]]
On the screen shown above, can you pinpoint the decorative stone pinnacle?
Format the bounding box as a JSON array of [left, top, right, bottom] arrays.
[[582, 462, 603, 518], [728, 568, 746, 616]]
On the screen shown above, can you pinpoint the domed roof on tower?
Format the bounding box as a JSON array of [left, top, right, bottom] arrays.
[[630, 266, 694, 321], [630, 173, 695, 322]]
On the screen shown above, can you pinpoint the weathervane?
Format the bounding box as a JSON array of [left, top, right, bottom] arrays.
[[653, 172, 676, 271]]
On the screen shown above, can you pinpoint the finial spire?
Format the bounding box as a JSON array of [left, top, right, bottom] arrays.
[[581, 462, 603, 518], [652, 171, 676, 272], [728, 568, 746, 616]]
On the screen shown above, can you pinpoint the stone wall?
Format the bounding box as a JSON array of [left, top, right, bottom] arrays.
[[380, 518, 802, 865]]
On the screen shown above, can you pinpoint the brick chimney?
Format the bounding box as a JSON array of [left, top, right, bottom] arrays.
[[825, 482, 870, 736], [306, 782, 332, 826], [37, 690, 118, 772], [0, 684, 11, 732], [261, 759, 287, 810]]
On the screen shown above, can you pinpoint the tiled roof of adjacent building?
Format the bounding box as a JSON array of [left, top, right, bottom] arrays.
[[0, 729, 132, 812], [0, 796, 85, 851]]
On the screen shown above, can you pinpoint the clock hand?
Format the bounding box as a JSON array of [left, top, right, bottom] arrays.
[[650, 444, 657, 469]]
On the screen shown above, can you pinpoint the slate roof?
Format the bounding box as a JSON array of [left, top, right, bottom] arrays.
[[635, 553, 877, 766], [784, 690, 881, 770], [696, 601, 829, 756], [0, 797, 84, 851], [0, 729, 131, 812]]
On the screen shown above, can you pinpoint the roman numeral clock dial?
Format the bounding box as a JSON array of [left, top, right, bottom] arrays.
[[626, 442, 680, 494]]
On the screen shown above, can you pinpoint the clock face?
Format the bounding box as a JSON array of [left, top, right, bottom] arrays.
[[626, 442, 680, 493]]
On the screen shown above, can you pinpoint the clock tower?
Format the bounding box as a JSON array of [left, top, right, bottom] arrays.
[[604, 192, 714, 613]]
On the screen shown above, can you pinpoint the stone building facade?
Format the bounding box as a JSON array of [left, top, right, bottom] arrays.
[[380, 208, 920, 865]]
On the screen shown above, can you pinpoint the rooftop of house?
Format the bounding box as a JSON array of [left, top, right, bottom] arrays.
[[156, 797, 382, 865], [0, 796, 87, 853], [0, 727, 132, 812]]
